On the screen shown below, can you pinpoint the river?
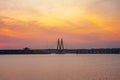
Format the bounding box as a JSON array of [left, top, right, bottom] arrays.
[[0, 54, 120, 80]]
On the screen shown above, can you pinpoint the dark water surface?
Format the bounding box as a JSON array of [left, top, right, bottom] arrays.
[[0, 54, 120, 80]]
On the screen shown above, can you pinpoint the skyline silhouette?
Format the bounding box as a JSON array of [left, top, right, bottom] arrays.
[[0, 38, 120, 54]]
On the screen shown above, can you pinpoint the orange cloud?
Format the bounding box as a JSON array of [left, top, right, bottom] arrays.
[[0, 0, 120, 49]]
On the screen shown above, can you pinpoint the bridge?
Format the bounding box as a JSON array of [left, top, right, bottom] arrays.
[[0, 38, 120, 54]]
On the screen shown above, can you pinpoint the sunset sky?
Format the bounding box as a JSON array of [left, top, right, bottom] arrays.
[[0, 0, 120, 49]]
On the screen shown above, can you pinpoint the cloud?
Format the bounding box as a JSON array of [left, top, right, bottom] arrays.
[[0, 20, 4, 27], [86, 0, 120, 17], [0, 14, 120, 49], [0, 0, 120, 49]]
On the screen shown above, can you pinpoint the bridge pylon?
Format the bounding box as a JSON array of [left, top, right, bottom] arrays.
[[56, 38, 64, 54]]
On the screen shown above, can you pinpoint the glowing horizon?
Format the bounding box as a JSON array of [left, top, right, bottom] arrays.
[[0, 0, 120, 49]]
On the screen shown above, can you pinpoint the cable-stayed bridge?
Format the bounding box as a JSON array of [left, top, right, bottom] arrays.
[[0, 38, 120, 54]]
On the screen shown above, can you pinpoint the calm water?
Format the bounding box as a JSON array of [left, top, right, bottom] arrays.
[[0, 54, 120, 80]]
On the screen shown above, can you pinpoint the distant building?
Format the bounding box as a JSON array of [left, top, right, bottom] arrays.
[[23, 47, 30, 51]]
